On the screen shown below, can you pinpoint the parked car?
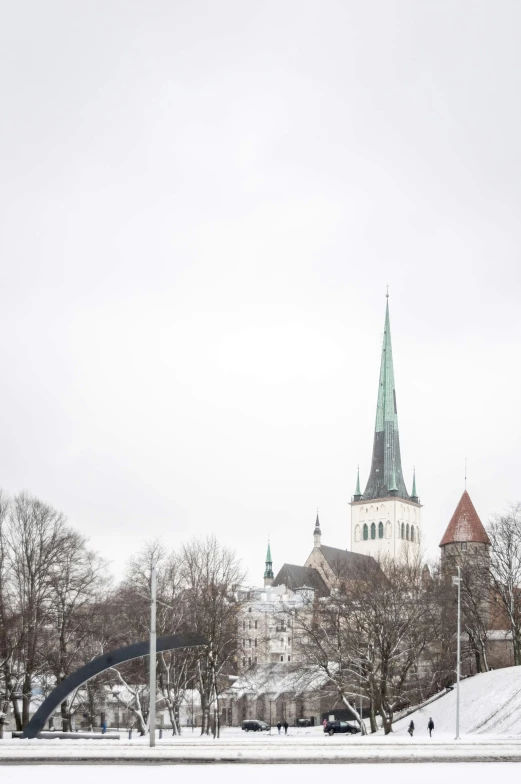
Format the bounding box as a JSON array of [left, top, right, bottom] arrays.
[[242, 720, 271, 732], [296, 718, 313, 727], [323, 720, 359, 736]]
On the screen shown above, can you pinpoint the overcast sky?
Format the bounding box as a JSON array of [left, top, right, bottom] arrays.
[[1, 1, 520, 583]]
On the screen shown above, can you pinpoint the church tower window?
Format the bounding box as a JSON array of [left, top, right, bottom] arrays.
[[378, 522, 384, 539], [406, 523, 410, 541], [401, 523, 405, 538], [410, 525, 415, 542], [363, 524, 368, 540], [371, 522, 376, 540]]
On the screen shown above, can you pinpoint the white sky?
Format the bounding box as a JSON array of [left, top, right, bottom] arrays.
[[1, 1, 520, 584]]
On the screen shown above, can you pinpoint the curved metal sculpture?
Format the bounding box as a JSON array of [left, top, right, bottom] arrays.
[[22, 632, 207, 738]]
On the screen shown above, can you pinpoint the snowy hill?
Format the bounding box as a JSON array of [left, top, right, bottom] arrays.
[[393, 666, 521, 737]]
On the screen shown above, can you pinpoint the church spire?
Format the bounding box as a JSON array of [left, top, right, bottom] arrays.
[[264, 540, 274, 586], [353, 466, 362, 501], [313, 511, 322, 548], [410, 468, 418, 503], [362, 297, 409, 501]]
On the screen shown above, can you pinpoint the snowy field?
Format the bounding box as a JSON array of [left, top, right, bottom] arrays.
[[3, 668, 521, 765], [2, 728, 521, 764], [3, 765, 521, 784], [393, 666, 521, 737]]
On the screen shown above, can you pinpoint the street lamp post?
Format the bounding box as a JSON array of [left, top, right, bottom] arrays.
[[149, 561, 157, 748], [452, 566, 461, 740]]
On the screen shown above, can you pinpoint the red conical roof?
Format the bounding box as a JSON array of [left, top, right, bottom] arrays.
[[439, 490, 491, 547]]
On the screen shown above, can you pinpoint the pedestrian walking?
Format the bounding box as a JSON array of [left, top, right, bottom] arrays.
[[428, 718, 434, 737], [408, 720, 414, 737], [277, 722, 281, 734], [283, 721, 288, 735], [101, 720, 107, 734]]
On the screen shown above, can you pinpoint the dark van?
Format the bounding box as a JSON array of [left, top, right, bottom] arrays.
[[323, 720, 359, 735], [242, 719, 270, 732]]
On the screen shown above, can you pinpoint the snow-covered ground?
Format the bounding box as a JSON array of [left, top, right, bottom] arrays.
[[1, 728, 521, 763], [2, 668, 521, 764], [392, 666, 521, 738], [3, 766, 521, 784]]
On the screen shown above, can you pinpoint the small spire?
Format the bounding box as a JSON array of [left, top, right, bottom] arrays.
[[314, 511, 322, 548], [353, 466, 362, 501], [264, 538, 274, 584], [410, 467, 418, 502]]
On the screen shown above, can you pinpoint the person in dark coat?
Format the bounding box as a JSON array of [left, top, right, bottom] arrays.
[[428, 718, 434, 737], [101, 720, 107, 734], [408, 720, 414, 737], [277, 721, 281, 734], [283, 721, 288, 735]]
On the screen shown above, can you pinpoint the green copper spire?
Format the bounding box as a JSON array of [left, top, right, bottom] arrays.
[[375, 299, 398, 433], [410, 468, 418, 502], [264, 541, 274, 580], [363, 296, 410, 501], [389, 465, 398, 494], [353, 466, 362, 501]]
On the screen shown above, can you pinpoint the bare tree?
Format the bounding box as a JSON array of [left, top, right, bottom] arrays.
[[294, 554, 431, 734], [488, 505, 521, 665], [45, 530, 105, 730], [180, 536, 245, 737], [4, 492, 72, 728]]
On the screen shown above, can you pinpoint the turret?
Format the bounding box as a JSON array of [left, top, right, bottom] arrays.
[[313, 512, 322, 548], [440, 490, 490, 564], [263, 542, 274, 587], [410, 468, 418, 504], [353, 466, 362, 502]]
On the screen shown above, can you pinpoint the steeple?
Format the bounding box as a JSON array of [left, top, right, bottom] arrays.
[[353, 466, 362, 501], [362, 297, 410, 501], [264, 541, 274, 587], [313, 512, 322, 548], [410, 468, 418, 503]]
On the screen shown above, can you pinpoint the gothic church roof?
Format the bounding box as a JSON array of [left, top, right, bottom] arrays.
[[439, 490, 491, 547], [272, 564, 329, 597], [319, 545, 379, 580]]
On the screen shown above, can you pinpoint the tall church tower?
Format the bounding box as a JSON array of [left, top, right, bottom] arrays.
[[350, 297, 422, 559]]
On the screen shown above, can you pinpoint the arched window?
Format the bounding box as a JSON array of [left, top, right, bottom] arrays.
[[363, 524, 368, 541], [378, 521, 384, 539], [355, 525, 361, 542], [386, 521, 391, 539], [401, 522, 405, 538], [371, 522, 376, 540], [410, 525, 415, 542], [406, 523, 410, 541]]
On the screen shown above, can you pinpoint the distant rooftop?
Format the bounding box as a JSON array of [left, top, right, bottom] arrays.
[[440, 490, 491, 547]]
